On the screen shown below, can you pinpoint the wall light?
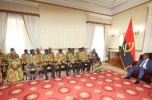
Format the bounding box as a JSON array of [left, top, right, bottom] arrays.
[[134, 30, 140, 35], [111, 33, 115, 37]]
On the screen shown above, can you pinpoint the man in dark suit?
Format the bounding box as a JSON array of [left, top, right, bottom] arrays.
[[124, 53, 152, 84]]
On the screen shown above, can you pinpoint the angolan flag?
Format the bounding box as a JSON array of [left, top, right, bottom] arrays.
[[120, 19, 135, 68]]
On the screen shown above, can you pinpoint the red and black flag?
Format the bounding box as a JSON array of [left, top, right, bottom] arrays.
[[120, 19, 135, 68]]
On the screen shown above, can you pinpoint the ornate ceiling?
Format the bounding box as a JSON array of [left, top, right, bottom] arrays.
[[3, 0, 150, 15]]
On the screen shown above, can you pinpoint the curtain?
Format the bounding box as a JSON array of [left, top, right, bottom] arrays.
[[143, 18, 152, 53], [5, 13, 32, 56], [143, 4, 152, 53], [86, 23, 96, 52], [104, 25, 111, 60], [91, 24, 106, 61], [0, 12, 8, 52], [23, 15, 40, 49], [0, 1, 39, 14]]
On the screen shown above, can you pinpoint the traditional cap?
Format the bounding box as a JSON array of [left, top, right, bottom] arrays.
[[45, 49, 49, 52], [48, 47, 52, 50], [68, 48, 71, 50], [30, 49, 34, 53], [35, 48, 40, 52], [71, 48, 74, 50], [10, 48, 14, 51], [24, 49, 28, 52], [59, 49, 62, 51]]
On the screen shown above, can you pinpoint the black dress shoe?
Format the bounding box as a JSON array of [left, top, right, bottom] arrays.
[[51, 75, 55, 78], [124, 76, 130, 79], [45, 77, 48, 80], [33, 76, 36, 80], [134, 80, 140, 84]]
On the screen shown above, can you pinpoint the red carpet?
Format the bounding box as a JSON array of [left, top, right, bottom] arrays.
[[0, 70, 152, 100]]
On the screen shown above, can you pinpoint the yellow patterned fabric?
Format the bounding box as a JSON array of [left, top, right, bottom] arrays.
[[78, 52, 89, 62], [35, 53, 42, 63], [94, 62, 104, 72], [78, 52, 83, 61], [0, 53, 7, 83], [0, 70, 2, 83], [21, 53, 31, 64], [41, 54, 52, 66], [68, 53, 77, 63], [48, 52, 54, 62], [66, 51, 69, 57], [28, 55, 39, 65], [0, 53, 6, 62], [7, 58, 23, 82], [75, 51, 80, 61], [7, 52, 19, 61], [55, 53, 66, 63], [41, 54, 50, 62], [83, 52, 89, 62], [0, 59, 2, 83]]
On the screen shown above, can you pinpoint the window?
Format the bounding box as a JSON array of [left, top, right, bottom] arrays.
[[91, 24, 106, 61], [5, 13, 32, 56]]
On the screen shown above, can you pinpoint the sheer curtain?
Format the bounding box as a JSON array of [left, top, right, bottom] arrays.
[[86, 23, 96, 52], [0, 12, 8, 52], [143, 4, 152, 53], [104, 25, 111, 61], [23, 15, 40, 49], [91, 24, 106, 61], [143, 19, 152, 53], [5, 13, 32, 56]]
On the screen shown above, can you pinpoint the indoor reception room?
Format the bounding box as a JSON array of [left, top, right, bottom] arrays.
[[0, 0, 152, 100]]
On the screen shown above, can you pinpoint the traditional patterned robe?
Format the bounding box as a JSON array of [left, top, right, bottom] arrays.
[[94, 62, 103, 72], [21, 53, 31, 64], [7, 52, 19, 61], [35, 53, 42, 65], [27, 55, 39, 65], [78, 52, 89, 62], [0, 53, 7, 83], [41, 54, 51, 66], [6, 58, 23, 82], [48, 52, 54, 62], [75, 51, 80, 61], [68, 53, 77, 63], [55, 53, 66, 63]]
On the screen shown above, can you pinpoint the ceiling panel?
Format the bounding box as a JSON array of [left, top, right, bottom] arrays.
[[3, 0, 150, 15]]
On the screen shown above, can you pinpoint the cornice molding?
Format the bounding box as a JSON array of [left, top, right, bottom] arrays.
[[3, 0, 39, 6], [3, 0, 151, 15]]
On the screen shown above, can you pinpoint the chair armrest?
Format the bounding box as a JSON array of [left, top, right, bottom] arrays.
[[132, 61, 138, 66]]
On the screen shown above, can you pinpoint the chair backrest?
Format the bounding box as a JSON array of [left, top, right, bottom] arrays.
[[139, 53, 152, 60]]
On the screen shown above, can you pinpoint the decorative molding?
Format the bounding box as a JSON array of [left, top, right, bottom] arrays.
[[86, 21, 111, 26], [25, 0, 150, 15], [0, 9, 40, 16], [3, 0, 39, 6]]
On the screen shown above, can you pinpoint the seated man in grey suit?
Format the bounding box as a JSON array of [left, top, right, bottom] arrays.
[[124, 53, 152, 84]]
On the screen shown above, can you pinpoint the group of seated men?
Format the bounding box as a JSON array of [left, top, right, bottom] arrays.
[[0, 47, 95, 83]]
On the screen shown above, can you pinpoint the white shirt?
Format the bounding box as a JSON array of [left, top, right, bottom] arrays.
[[140, 59, 149, 69]]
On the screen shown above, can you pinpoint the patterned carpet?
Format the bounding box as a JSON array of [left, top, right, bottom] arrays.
[[0, 67, 152, 100]]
